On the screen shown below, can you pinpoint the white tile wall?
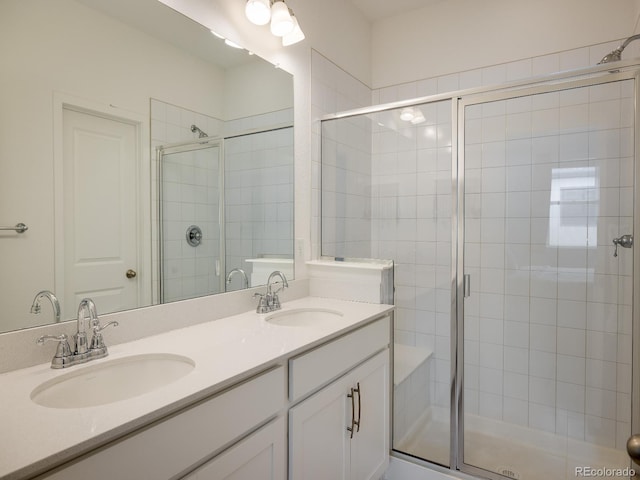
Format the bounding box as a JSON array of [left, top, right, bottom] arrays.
[[152, 100, 293, 299], [311, 50, 373, 260], [224, 119, 294, 287], [371, 100, 453, 399]]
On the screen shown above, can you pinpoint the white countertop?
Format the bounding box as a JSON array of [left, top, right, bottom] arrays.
[[0, 296, 393, 480]]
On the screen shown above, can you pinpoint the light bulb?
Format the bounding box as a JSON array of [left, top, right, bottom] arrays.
[[245, 0, 271, 26], [410, 110, 425, 125], [400, 108, 415, 122], [282, 14, 305, 46], [270, 1, 294, 37]]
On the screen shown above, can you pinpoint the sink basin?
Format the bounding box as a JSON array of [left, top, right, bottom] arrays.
[[265, 308, 344, 327], [31, 353, 195, 409]]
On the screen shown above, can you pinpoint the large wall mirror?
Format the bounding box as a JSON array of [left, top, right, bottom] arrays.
[[0, 0, 294, 333]]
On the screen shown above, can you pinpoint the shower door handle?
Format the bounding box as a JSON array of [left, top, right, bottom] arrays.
[[613, 234, 633, 257], [463, 274, 471, 298]]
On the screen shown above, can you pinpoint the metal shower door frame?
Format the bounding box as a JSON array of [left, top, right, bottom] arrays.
[[157, 138, 226, 303], [454, 67, 640, 479]]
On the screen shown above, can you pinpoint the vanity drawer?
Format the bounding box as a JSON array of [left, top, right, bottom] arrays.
[[39, 366, 285, 480], [289, 315, 390, 402]]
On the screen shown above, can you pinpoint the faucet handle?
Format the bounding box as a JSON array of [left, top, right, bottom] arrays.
[[271, 293, 281, 310], [37, 334, 72, 359], [254, 292, 271, 314], [92, 320, 119, 333], [90, 320, 118, 350]]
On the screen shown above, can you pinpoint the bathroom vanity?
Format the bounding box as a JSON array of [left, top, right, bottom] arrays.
[[0, 297, 393, 480]]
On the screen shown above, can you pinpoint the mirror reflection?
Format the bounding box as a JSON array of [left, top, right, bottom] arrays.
[[0, 0, 294, 333]]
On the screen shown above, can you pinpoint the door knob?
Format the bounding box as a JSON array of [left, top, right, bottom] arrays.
[[126, 269, 137, 279], [627, 434, 640, 463]]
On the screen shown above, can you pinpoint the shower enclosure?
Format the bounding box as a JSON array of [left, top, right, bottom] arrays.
[[157, 125, 294, 303], [321, 60, 639, 479]]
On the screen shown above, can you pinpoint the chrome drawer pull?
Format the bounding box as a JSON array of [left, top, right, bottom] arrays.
[[347, 387, 356, 439], [354, 382, 361, 432]]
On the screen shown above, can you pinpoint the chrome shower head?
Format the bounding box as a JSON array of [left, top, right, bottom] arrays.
[[190, 124, 208, 138], [598, 33, 640, 64], [598, 49, 622, 64]]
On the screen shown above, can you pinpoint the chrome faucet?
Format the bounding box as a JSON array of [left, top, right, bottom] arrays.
[[255, 271, 289, 314], [30, 290, 61, 324], [267, 271, 288, 310], [75, 298, 97, 354], [37, 298, 118, 369], [226, 268, 249, 289]]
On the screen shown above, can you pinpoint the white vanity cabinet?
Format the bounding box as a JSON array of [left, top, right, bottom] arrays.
[[288, 317, 391, 480], [25, 310, 393, 480], [37, 366, 286, 480], [180, 416, 286, 480]]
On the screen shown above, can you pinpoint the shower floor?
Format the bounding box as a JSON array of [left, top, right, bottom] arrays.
[[396, 409, 630, 480]]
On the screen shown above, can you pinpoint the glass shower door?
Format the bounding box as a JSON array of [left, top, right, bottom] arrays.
[[159, 141, 224, 303], [460, 78, 635, 479]]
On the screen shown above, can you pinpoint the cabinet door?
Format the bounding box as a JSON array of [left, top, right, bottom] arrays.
[[350, 350, 390, 480], [289, 374, 352, 480], [181, 417, 286, 480]]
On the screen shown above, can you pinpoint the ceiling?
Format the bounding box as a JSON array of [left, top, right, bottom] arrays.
[[349, 0, 444, 22]]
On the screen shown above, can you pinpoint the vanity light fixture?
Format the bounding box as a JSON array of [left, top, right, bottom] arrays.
[[400, 107, 415, 122], [282, 9, 305, 46], [399, 107, 425, 125], [410, 109, 425, 125], [245, 0, 271, 25], [244, 0, 305, 46], [270, 0, 294, 36]]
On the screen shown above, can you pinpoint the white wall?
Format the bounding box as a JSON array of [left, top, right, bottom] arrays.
[[224, 61, 293, 120], [371, 0, 640, 88]]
